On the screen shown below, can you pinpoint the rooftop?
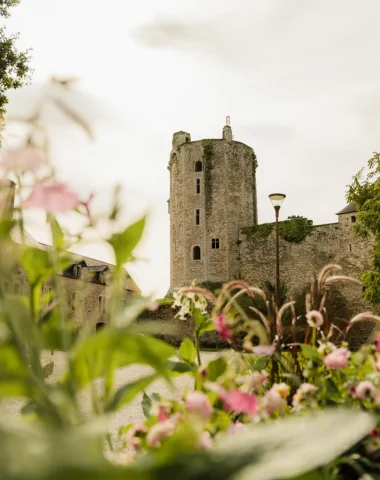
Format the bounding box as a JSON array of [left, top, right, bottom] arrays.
[[336, 202, 358, 215]]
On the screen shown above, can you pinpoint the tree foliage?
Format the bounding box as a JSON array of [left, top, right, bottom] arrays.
[[0, 0, 31, 116], [347, 152, 380, 304]]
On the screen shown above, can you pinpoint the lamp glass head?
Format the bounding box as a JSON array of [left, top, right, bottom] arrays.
[[269, 193, 286, 208]]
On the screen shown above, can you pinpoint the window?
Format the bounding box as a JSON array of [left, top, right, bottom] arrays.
[[196, 179, 201, 194], [76, 265, 82, 278], [13, 283, 20, 294], [3, 282, 9, 293], [195, 160, 203, 172], [99, 295, 106, 313], [212, 238, 220, 249], [195, 209, 200, 225], [193, 246, 201, 260], [351, 216, 357, 223]]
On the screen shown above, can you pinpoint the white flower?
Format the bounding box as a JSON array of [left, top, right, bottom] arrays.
[[317, 342, 336, 356], [262, 389, 286, 414], [272, 383, 290, 399], [306, 310, 324, 328]]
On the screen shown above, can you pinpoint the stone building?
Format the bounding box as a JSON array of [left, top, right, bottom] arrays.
[[168, 123, 374, 313], [0, 179, 140, 331], [168, 125, 258, 289]]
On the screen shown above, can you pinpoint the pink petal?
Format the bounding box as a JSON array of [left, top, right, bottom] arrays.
[[221, 390, 258, 415], [23, 182, 80, 214]]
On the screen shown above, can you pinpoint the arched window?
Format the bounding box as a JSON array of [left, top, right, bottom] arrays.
[[195, 160, 203, 172], [351, 216, 357, 223], [193, 246, 201, 260]]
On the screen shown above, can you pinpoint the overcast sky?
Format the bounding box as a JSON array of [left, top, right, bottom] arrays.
[[3, 0, 380, 296]]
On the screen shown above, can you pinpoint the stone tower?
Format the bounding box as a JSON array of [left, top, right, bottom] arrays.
[[168, 123, 258, 290]]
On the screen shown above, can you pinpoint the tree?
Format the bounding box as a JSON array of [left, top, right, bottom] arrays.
[[347, 152, 380, 304], [0, 0, 31, 117]]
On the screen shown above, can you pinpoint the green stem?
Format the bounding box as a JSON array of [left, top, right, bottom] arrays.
[[195, 330, 202, 366]]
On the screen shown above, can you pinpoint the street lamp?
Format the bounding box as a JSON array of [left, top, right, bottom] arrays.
[[269, 193, 286, 309]]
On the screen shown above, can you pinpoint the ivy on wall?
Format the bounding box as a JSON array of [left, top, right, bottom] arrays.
[[241, 223, 274, 239], [279, 216, 314, 242], [241, 216, 313, 243]]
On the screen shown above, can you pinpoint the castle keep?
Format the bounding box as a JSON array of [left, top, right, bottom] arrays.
[[168, 123, 373, 311], [168, 125, 258, 288]]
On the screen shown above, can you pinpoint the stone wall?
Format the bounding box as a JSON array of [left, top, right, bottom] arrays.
[[168, 127, 258, 290], [239, 213, 374, 315], [1, 261, 135, 332], [139, 304, 229, 349]]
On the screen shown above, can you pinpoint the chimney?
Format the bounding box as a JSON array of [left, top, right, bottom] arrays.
[[0, 179, 16, 220]]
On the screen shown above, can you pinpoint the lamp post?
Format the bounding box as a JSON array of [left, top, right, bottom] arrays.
[[269, 193, 286, 309]]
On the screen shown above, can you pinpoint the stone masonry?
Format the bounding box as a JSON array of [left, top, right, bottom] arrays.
[[168, 125, 258, 290]]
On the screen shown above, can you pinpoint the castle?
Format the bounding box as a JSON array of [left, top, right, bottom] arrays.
[[168, 122, 373, 314]]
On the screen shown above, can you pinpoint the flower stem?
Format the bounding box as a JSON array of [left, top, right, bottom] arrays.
[[195, 330, 202, 366]]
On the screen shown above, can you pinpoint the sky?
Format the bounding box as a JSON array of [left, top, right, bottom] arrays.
[[3, 0, 380, 297]]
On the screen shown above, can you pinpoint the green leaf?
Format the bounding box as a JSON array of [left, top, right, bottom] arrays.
[[65, 331, 174, 389], [167, 360, 195, 375], [215, 409, 375, 480], [0, 219, 15, 240], [107, 216, 146, 269], [0, 418, 148, 479], [252, 355, 268, 372], [50, 217, 65, 251], [301, 344, 320, 361], [179, 338, 196, 364], [142, 391, 152, 418], [194, 310, 214, 337], [21, 247, 52, 287], [105, 374, 158, 412], [207, 357, 227, 381]]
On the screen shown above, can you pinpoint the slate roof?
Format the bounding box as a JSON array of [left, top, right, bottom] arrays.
[[336, 202, 358, 215]]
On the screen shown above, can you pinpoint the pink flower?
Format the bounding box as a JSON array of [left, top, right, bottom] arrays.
[[375, 331, 380, 352], [354, 381, 375, 400], [252, 345, 275, 356], [263, 389, 286, 414], [221, 390, 258, 415], [23, 182, 80, 213], [157, 405, 170, 422], [198, 431, 213, 450], [324, 348, 350, 370], [213, 314, 232, 340], [185, 391, 213, 418], [126, 423, 147, 452], [146, 415, 179, 447], [0, 145, 47, 174], [292, 383, 317, 407], [306, 310, 324, 328]]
